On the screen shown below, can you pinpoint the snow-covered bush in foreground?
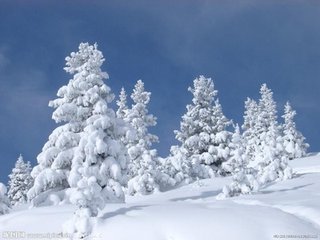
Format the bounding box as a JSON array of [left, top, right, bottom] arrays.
[[8, 155, 33, 206], [127, 149, 161, 195], [218, 171, 259, 199], [173, 75, 232, 180], [282, 101, 309, 160], [161, 146, 192, 186], [63, 42, 128, 239], [0, 183, 10, 215]]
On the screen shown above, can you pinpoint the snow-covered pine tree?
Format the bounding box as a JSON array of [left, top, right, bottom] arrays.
[[222, 125, 246, 174], [241, 98, 259, 162], [253, 84, 292, 185], [0, 183, 10, 215], [121, 80, 161, 195], [115, 87, 134, 152], [8, 155, 33, 206], [116, 87, 128, 120], [218, 125, 259, 199], [63, 43, 128, 238], [27, 43, 107, 204], [282, 102, 309, 159], [174, 75, 232, 179], [126, 80, 158, 151]]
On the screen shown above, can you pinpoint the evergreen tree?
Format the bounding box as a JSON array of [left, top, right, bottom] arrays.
[[116, 87, 128, 119], [253, 84, 292, 184], [63, 43, 128, 238], [121, 80, 161, 195], [28, 42, 106, 203], [241, 98, 259, 162], [126, 80, 158, 151], [219, 125, 259, 199], [8, 155, 33, 206], [222, 125, 246, 174], [0, 183, 10, 215], [282, 102, 309, 159], [174, 75, 232, 178]]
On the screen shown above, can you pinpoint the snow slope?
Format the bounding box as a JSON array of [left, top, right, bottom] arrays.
[[1, 155, 320, 240]]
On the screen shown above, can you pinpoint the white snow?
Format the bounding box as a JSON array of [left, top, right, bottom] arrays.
[[1, 155, 320, 240]]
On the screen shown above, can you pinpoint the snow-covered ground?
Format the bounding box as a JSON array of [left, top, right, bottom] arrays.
[[1, 154, 320, 240]]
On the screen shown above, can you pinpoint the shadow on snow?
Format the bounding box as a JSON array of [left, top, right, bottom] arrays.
[[169, 190, 220, 202], [100, 205, 150, 220]]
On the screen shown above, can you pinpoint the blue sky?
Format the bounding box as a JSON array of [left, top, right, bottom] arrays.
[[0, 0, 319, 184]]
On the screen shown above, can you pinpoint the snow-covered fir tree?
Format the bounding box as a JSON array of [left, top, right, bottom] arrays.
[[126, 80, 158, 152], [241, 98, 259, 162], [27, 42, 104, 204], [8, 155, 33, 206], [116, 87, 128, 120], [282, 102, 309, 159], [218, 125, 259, 199], [0, 183, 10, 215], [252, 84, 292, 185], [119, 80, 161, 195], [63, 43, 128, 238], [174, 75, 232, 179], [222, 125, 246, 174]]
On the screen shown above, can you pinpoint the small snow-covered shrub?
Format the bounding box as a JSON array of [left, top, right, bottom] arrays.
[[217, 170, 259, 199], [161, 146, 191, 186]]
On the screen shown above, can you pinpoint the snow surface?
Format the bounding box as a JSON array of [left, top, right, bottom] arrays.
[[1, 155, 320, 240]]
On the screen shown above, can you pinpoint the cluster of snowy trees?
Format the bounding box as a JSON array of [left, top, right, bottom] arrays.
[[218, 84, 309, 199], [0, 43, 309, 238]]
